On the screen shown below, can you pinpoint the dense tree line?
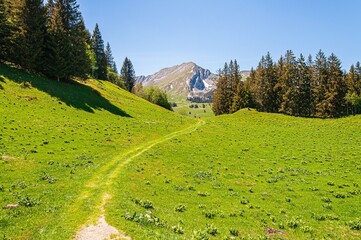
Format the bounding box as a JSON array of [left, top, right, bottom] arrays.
[[213, 50, 361, 118], [0, 0, 135, 88]]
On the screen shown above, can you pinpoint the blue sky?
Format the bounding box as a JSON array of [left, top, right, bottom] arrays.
[[77, 0, 361, 76]]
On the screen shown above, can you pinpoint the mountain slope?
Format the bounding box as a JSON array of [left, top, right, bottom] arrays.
[[136, 62, 218, 101]]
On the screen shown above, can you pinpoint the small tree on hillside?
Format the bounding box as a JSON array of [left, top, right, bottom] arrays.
[[121, 57, 135, 92]]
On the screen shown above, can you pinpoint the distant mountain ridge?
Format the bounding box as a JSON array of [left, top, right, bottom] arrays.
[[136, 62, 251, 102], [136, 62, 218, 102]]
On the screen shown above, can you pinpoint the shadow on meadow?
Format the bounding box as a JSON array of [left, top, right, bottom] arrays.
[[0, 64, 131, 117], [0, 75, 4, 90]]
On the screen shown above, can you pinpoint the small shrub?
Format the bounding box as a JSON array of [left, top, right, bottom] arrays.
[[40, 172, 57, 184], [132, 198, 154, 209], [347, 219, 361, 230], [18, 195, 40, 207], [202, 209, 216, 219], [191, 230, 209, 240], [301, 226, 313, 233], [333, 192, 346, 198], [240, 199, 249, 205], [321, 196, 331, 203], [323, 203, 333, 209], [206, 224, 218, 236], [123, 211, 164, 227], [172, 224, 184, 234], [175, 204, 186, 212], [229, 228, 239, 236], [198, 192, 209, 197], [20, 81, 32, 88], [287, 217, 301, 229]]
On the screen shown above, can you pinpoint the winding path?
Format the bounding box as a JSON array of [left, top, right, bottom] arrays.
[[74, 120, 205, 239]]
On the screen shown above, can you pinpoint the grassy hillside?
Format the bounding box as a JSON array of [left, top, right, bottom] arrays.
[[1, 64, 361, 239], [0, 64, 195, 239], [109, 110, 361, 239]]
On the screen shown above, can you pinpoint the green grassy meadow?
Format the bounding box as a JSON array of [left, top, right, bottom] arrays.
[[1, 64, 361, 239], [173, 102, 214, 118], [0, 64, 195, 239], [109, 110, 361, 239]]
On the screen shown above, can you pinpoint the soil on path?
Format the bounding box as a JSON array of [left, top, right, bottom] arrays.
[[75, 194, 130, 240]]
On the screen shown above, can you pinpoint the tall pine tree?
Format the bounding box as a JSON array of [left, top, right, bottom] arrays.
[[121, 57, 135, 92], [91, 23, 107, 80], [105, 42, 117, 73], [21, 0, 47, 71], [44, 0, 90, 80], [0, 0, 10, 61]]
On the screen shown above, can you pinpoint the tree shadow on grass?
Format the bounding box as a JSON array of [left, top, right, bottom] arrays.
[[0, 64, 131, 117], [0, 75, 5, 89]]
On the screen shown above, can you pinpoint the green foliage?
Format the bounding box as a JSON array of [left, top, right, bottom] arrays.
[[347, 219, 361, 230], [91, 23, 108, 80], [133, 83, 172, 110], [121, 57, 135, 92], [217, 50, 360, 118], [44, 0, 90, 80], [0, 0, 10, 61]]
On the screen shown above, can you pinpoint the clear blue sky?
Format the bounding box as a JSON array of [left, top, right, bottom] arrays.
[[77, 0, 361, 76]]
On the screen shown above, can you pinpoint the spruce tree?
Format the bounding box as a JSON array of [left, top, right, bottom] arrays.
[[256, 52, 277, 112], [121, 57, 135, 92], [91, 23, 108, 80], [5, 0, 25, 65], [297, 54, 312, 116], [279, 50, 298, 115], [0, 0, 10, 61], [325, 53, 347, 117], [44, 0, 90, 80], [21, 0, 47, 71], [313, 50, 328, 117], [105, 42, 117, 73]]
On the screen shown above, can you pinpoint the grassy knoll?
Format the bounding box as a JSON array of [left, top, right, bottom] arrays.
[[0, 64, 195, 239], [109, 109, 361, 239]]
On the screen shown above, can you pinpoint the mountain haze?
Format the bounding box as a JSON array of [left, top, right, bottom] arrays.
[[136, 62, 218, 101]]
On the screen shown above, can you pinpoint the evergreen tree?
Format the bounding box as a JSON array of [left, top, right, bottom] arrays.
[[4, 0, 25, 65], [105, 42, 117, 72], [91, 23, 107, 79], [279, 50, 298, 115], [256, 52, 278, 112], [313, 50, 329, 116], [297, 54, 312, 116], [0, 0, 10, 61], [44, 0, 90, 80], [324, 53, 347, 117], [212, 63, 236, 115], [121, 57, 135, 92], [21, 0, 47, 71]]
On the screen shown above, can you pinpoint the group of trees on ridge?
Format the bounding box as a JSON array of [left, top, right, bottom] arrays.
[[213, 50, 361, 118], [0, 0, 136, 92]]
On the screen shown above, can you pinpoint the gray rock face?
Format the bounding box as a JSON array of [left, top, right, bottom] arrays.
[[135, 62, 217, 101]]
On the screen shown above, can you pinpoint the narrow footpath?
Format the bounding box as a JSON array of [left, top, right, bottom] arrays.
[[74, 120, 205, 240]]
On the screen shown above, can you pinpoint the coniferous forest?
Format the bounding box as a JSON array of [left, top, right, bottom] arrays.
[[0, 0, 137, 90], [213, 50, 361, 118]]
